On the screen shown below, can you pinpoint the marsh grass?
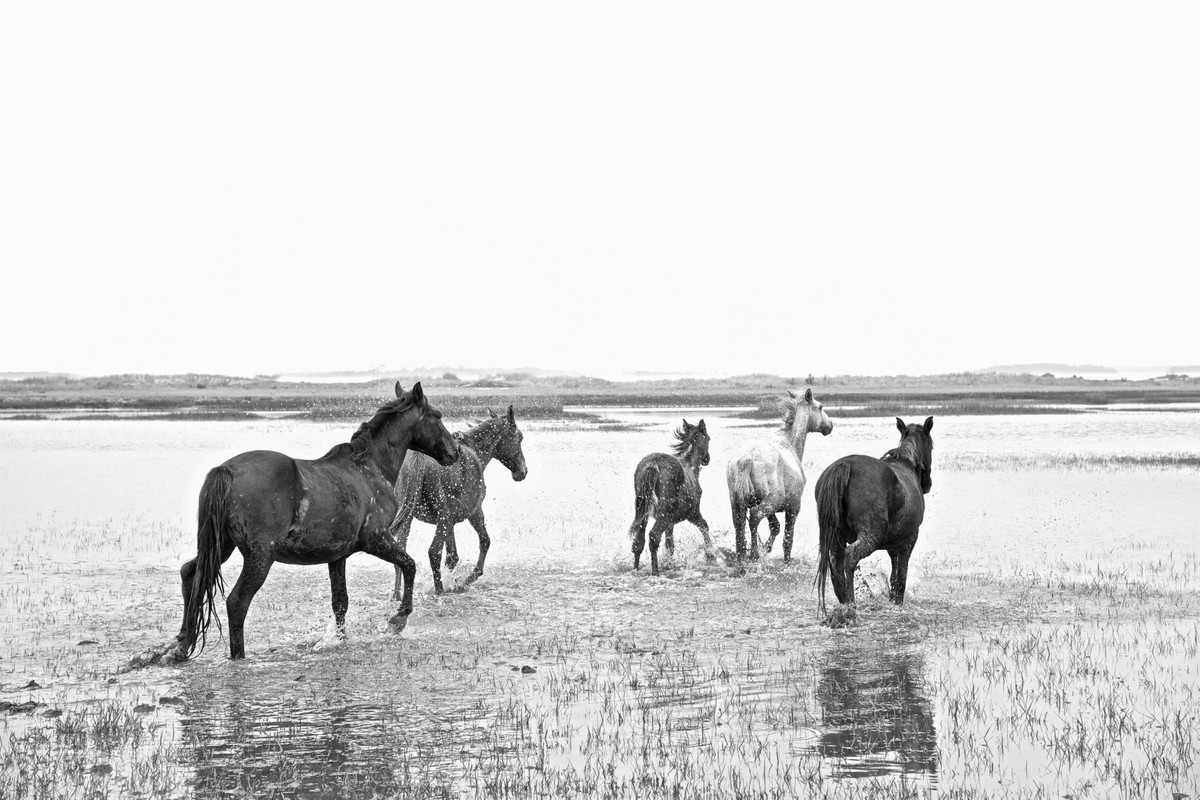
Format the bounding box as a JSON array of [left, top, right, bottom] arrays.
[[2, 416, 1198, 799]]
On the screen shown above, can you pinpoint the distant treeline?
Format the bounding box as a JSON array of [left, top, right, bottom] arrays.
[[3, 371, 1198, 421]]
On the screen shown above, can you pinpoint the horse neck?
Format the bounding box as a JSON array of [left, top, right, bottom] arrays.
[[461, 420, 502, 468], [779, 421, 810, 461], [679, 447, 705, 476], [365, 434, 408, 486]]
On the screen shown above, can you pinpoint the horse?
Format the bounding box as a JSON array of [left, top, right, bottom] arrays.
[[390, 405, 528, 596], [628, 419, 713, 576], [172, 381, 461, 660], [725, 389, 833, 563], [814, 416, 934, 613]]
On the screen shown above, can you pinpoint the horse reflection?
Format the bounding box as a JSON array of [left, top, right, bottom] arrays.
[[814, 653, 938, 780]]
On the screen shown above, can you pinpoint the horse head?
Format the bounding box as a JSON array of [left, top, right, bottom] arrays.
[[488, 405, 528, 481], [395, 381, 460, 467], [785, 388, 834, 436], [894, 416, 934, 494], [674, 419, 710, 467]]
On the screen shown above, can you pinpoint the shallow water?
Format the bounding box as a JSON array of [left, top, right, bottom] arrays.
[[1, 407, 1198, 797]]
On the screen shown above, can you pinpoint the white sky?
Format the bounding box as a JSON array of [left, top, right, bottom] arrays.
[[2, 2, 1197, 378]]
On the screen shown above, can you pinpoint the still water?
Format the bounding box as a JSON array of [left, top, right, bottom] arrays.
[[0, 407, 1197, 797]]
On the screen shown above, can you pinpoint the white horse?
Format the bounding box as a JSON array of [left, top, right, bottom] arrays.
[[726, 389, 833, 562]]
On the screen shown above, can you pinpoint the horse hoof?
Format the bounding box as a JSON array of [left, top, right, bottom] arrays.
[[445, 557, 460, 571], [822, 605, 857, 629], [388, 613, 409, 633]]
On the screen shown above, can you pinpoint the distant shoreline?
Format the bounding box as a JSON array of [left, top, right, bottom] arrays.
[[2, 372, 1198, 422]]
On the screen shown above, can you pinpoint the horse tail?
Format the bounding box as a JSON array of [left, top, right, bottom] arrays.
[[182, 466, 232, 657], [630, 461, 659, 533], [815, 461, 852, 614]]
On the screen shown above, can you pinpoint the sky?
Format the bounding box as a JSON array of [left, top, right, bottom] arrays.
[[2, 2, 1197, 379]]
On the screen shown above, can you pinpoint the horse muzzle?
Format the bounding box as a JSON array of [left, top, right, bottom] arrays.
[[512, 464, 528, 482], [435, 442, 462, 467]]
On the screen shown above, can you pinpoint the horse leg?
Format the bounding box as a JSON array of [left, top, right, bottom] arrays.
[[463, 508, 491, 586], [730, 499, 748, 561], [782, 509, 797, 564], [887, 537, 917, 604], [444, 523, 460, 572], [689, 511, 716, 561], [328, 557, 349, 639], [747, 507, 765, 561], [630, 506, 650, 572], [827, 546, 853, 606], [764, 514, 781, 555], [428, 519, 453, 594], [364, 533, 418, 630], [389, 505, 415, 601], [843, 520, 885, 605], [226, 552, 274, 660], [648, 520, 671, 576]]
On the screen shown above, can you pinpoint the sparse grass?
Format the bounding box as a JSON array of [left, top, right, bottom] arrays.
[[2, 414, 1198, 798]]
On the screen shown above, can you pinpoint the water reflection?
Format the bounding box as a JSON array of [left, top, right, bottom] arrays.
[[183, 696, 406, 797], [815, 652, 937, 781]]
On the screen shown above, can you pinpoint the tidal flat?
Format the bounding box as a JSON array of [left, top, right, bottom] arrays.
[[1, 407, 1197, 798]]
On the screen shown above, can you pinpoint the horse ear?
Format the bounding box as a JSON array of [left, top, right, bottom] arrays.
[[487, 407, 499, 418], [681, 418, 692, 430], [924, 416, 934, 433], [804, 388, 813, 403], [787, 390, 797, 399], [896, 417, 906, 434], [395, 381, 403, 398], [697, 419, 707, 433], [411, 382, 425, 405], [507, 404, 516, 423]]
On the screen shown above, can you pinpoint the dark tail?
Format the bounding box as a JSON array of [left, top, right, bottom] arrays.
[[815, 461, 852, 614], [182, 466, 232, 657], [630, 461, 659, 534]]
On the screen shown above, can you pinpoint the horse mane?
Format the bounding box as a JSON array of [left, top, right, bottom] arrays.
[[891, 431, 933, 490], [778, 393, 803, 432], [323, 394, 416, 462], [457, 415, 507, 448], [671, 424, 698, 458]]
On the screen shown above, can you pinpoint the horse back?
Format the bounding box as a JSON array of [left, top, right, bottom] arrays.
[[821, 454, 923, 536], [220, 450, 304, 536]]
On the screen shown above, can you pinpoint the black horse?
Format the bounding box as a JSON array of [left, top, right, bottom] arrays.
[[173, 382, 460, 660], [628, 419, 713, 576], [815, 417, 934, 612], [391, 405, 528, 595]]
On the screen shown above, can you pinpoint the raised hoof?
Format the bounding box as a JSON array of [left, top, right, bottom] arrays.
[[704, 550, 717, 563], [388, 613, 410, 633], [445, 555, 460, 571]]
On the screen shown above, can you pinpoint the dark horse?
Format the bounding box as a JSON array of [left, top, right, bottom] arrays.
[[391, 405, 528, 596], [815, 417, 934, 613], [173, 382, 460, 660], [629, 419, 714, 576]]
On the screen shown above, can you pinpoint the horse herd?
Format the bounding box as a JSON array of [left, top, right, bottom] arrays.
[[165, 381, 934, 663]]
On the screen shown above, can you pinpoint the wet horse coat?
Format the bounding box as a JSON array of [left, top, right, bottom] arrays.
[[628, 419, 713, 576], [174, 382, 460, 660], [815, 417, 934, 612], [726, 389, 833, 562], [391, 405, 528, 595]]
